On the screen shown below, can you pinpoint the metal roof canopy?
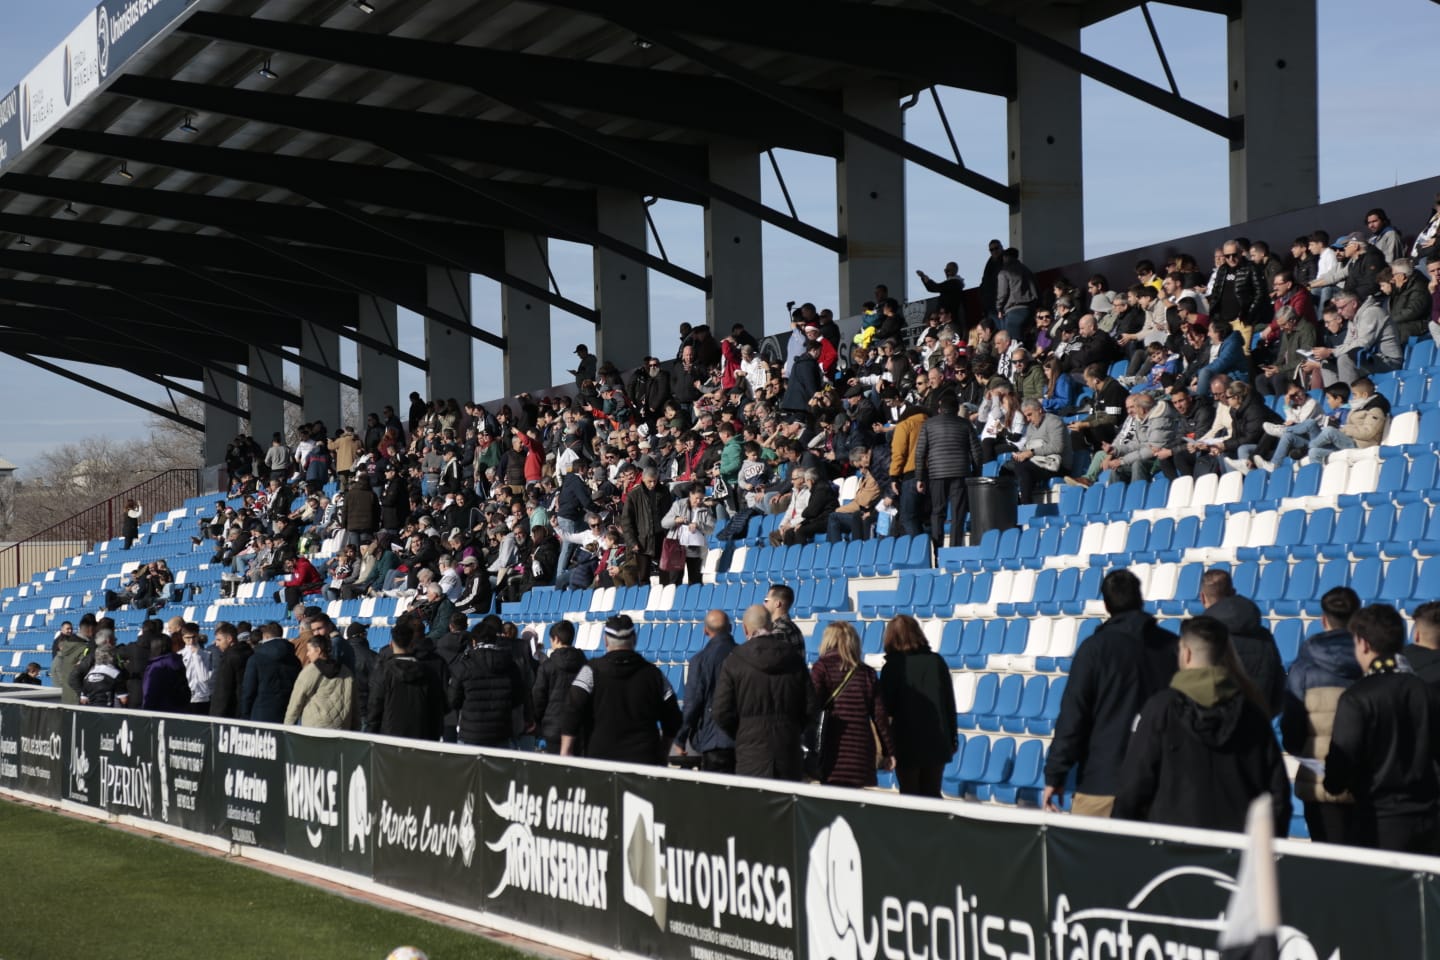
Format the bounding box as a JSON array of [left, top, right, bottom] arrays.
[[0, 0, 1240, 429]]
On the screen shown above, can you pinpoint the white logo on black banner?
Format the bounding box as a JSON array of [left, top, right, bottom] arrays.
[[0, 712, 13, 781], [286, 762, 339, 849], [1054, 866, 1336, 960], [69, 715, 90, 799], [347, 765, 372, 853], [376, 793, 476, 867], [807, 817, 876, 960], [484, 781, 609, 908], [96, 7, 111, 79], [621, 790, 792, 935]]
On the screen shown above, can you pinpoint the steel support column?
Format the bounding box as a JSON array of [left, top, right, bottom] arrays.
[[358, 296, 401, 422], [204, 364, 242, 467], [502, 232, 553, 397], [705, 142, 764, 335], [1227, 0, 1317, 221], [301, 323, 343, 429], [426, 266, 475, 402], [594, 189, 652, 372], [838, 82, 906, 316], [1007, 10, 1085, 268], [247, 346, 286, 443]]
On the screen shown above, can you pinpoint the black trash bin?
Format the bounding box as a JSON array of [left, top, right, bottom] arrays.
[[965, 476, 1018, 544]]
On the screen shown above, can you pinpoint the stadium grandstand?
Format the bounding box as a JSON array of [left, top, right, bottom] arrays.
[[4, 0, 1440, 956]]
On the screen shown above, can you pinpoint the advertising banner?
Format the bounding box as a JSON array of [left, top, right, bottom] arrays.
[[0, 700, 23, 790], [65, 711, 159, 821], [615, 771, 800, 960], [371, 744, 480, 903], [95, 0, 199, 85], [214, 720, 285, 849], [283, 733, 373, 876], [155, 715, 213, 834], [0, 86, 19, 170], [14, 701, 65, 799], [478, 754, 617, 943], [794, 797, 1047, 960], [17, 10, 102, 152]]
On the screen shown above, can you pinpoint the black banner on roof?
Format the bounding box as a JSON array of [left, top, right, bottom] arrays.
[[478, 754, 617, 944], [614, 771, 800, 960], [214, 720, 284, 849], [283, 733, 372, 875], [371, 744, 480, 903]]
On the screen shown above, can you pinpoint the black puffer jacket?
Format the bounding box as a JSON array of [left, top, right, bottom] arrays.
[[347, 636, 379, 729], [448, 642, 528, 747], [533, 646, 589, 742], [367, 651, 448, 740], [1325, 670, 1440, 819], [1204, 595, 1285, 716], [563, 649, 682, 765], [209, 641, 253, 719], [712, 632, 817, 781], [1114, 668, 1291, 836]]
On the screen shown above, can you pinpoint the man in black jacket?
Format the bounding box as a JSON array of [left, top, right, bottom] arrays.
[[1199, 569, 1285, 717], [1325, 604, 1440, 853], [119, 619, 161, 710], [1113, 616, 1291, 836], [208, 622, 252, 719], [448, 624, 529, 748], [712, 605, 817, 781], [676, 610, 738, 772], [561, 615, 681, 764], [367, 614, 448, 740], [913, 395, 983, 550], [620, 468, 673, 582], [1044, 569, 1179, 817], [340, 476, 378, 551], [345, 623, 379, 732], [1403, 602, 1440, 689], [781, 340, 824, 417], [555, 464, 597, 584], [241, 622, 301, 724], [532, 621, 589, 754], [379, 463, 408, 532]]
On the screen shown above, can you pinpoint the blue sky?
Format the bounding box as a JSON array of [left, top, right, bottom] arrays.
[[2, 0, 1438, 473]]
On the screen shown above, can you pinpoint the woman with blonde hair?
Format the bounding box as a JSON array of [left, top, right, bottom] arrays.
[[809, 621, 894, 787], [879, 615, 958, 797]]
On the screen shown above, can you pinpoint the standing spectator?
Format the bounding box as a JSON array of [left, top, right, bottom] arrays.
[[762, 584, 805, 654], [120, 620, 161, 710], [916, 261, 966, 329], [367, 614, 448, 740], [76, 640, 129, 708], [878, 615, 956, 797], [811, 620, 894, 788], [995, 247, 1039, 341], [531, 621, 588, 754], [620, 467, 673, 581], [568, 344, 597, 388], [1403, 602, 1440, 689], [331, 426, 359, 475], [676, 610, 738, 773], [712, 604, 816, 781], [179, 622, 215, 715], [1281, 587, 1363, 844], [1209, 240, 1265, 342], [448, 623, 529, 748], [554, 460, 597, 585], [241, 622, 302, 724], [345, 623, 380, 731], [52, 614, 95, 706], [1325, 605, 1440, 853], [1044, 569, 1179, 816], [659, 485, 716, 585], [561, 615, 681, 764], [379, 463, 408, 531], [1113, 616, 1291, 835], [978, 239, 1004, 321], [209, 622, 252, 719], [284, 634, 358, 729], [781, 340, 824, 416], [914, 395, 983, 551], [1199, 569, 1285, 716], [122, 500, 142, 550], [141, 632, 191, 713], [340, 475, 378, 551]]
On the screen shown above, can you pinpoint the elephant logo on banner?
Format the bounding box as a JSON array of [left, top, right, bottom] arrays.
[[806, 817, 879, 960], [621, 791, 667, 930], [347, 764, 372, 854]]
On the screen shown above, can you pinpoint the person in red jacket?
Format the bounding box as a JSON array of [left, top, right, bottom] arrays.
[[279, 556, 323, 608]]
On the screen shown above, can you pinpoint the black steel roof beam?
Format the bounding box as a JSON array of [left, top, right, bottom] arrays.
[[168, 16, 845, 254], [533, 0, 1017, 98], [0, 346, 204, 432], [176, 13, 842, 155], [0, 311, 206, 375], [919, 0, 1242, 141], [106, 75, 711, 202], [588, 16, 1016, 206], [1154, 0, 1239, 15], [40, 128, 590, 236]]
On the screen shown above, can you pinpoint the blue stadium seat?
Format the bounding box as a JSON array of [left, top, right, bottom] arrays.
[[979, 674, 1024, 731], [1378, 556, 1419, 604], [971, 737, 1017, 801], [1027, 676, 1068, 735], [957, 674, 998, 730], [938, 620, 966, 667], [1003, 676, 1049, 734], [1273, 619, 1304, 669], [951, 735, 990, 794], [991, 739, 1046, 805], [1270, 559, 1320, 616]]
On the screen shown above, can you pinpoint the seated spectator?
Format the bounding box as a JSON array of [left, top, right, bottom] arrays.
[[1307, 377, 1389, 465], [1068, 363, 1129, 454], [1255, 306, 1317, 397], [1218, 381, 1282, 475], [1189, 318, 1248, 394], [1001, 400, 1065, 505]]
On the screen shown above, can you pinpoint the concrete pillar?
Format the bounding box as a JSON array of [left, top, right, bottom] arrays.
[[1228, 0, 1317, 222], [838, 81, 906, 316], [203, 363, 241, 467], [357, 296, 401, 423], [300, 322, 342, 430], [594, 189, 651, 371], [246, 346, 285, 443], [425, 265, 475, 403], [1006, 11, 1084, 269], [705, 142, 764, 334], [502, 231, 553, 396]]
